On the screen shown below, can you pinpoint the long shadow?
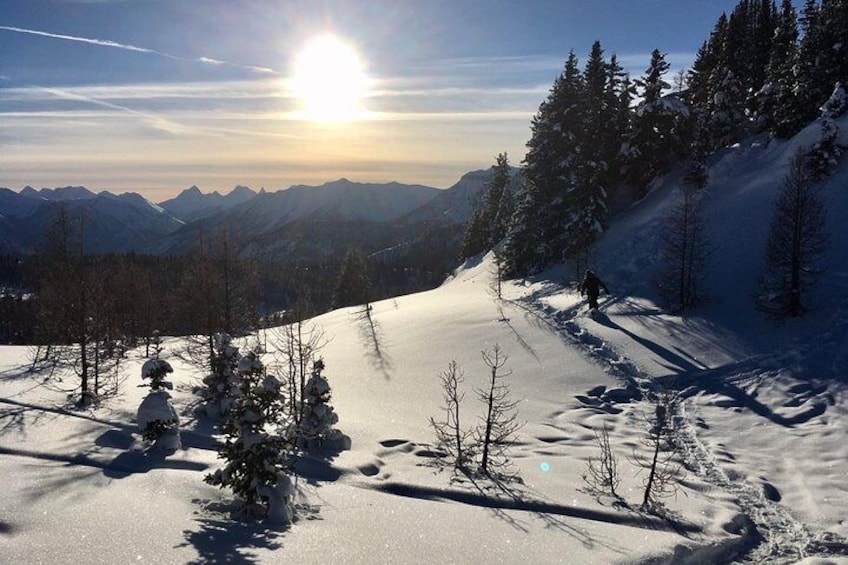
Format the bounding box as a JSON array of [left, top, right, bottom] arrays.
[[463, 471, 619, 548], [0, 397, 218, 451], [0, 444, 208, 478], [590, 314, 706, 375], [179, 501, 284, 565], [362, 481, 701, 534], [355, 306, 393, 379], [497, 302, 541, 363], [657, 369, 828, 428]]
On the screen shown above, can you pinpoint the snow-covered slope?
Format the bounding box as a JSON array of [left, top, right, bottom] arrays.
[[4, 251, 833, 564], [4, 115, 848, 563]]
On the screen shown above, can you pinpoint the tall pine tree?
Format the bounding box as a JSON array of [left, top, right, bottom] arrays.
[[505, 51, 585, 275]]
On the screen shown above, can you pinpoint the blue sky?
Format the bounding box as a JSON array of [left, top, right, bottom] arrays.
[[1, 0, 745, 200]]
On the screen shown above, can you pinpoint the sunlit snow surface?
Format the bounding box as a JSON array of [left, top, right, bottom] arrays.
[[4, 117, 848, 563]]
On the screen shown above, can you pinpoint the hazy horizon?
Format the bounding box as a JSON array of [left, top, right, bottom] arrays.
[[2, 0, 746, 201]]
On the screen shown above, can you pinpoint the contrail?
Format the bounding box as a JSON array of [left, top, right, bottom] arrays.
[[39, 85, 189, 135], [0, 25, 276, 74]]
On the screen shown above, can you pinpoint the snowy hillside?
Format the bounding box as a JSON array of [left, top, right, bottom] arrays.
[[3, 232, 848, 563], [3, 115, 848, 563]]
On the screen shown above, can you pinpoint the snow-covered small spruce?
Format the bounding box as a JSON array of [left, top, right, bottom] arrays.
[[137, 340, 181, 453], [205, 351, 295, 525], [298, 359, 346, 451], [200, 333, 241, 419]]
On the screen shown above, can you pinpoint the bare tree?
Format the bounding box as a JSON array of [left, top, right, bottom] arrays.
[[756, 150, 829, 317], [429, 360, 474, 470], [267, 317, 326, 428], [476, 345, 521, 476], [175, 227, 259, 372], [582, 423, 621, 498], [631, 391, 683, 511]]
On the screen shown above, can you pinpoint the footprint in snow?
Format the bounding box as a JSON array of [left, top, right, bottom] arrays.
[[762, 481, 782, 502]]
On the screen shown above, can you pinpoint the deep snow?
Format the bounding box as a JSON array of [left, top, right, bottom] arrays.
[[3, 116, 848, 564]]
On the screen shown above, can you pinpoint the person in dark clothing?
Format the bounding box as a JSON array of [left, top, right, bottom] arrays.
[[579, 269, 609, 310]]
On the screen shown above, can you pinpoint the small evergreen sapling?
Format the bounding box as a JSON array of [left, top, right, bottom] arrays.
[[205, 351, 295, 525], [298, 359, 346, 451], [200, 333, 241, 418], [137, 340, 181, 453]]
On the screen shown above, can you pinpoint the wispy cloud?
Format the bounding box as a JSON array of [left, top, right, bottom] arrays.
[[36, 85, 189, 135], [0, 25, 276, 74]]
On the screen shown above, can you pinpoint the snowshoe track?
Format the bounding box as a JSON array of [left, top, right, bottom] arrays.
[[512, 291, 848, 564]]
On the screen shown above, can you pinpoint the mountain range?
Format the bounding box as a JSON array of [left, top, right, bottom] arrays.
[[0, 170, 514, 259]]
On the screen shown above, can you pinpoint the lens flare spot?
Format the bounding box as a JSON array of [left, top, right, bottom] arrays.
[[540, 462, 551, 472]]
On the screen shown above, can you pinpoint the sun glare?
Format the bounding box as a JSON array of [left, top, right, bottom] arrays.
[[290, 35, 369, 122]]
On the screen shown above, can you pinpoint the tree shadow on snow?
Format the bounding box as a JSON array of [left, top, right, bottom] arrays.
[[179, 500, 285, 565], [497, 301, 541, 363], [355, 305, 393, 379], [656, 367, 829, 428], [589, 312, 706, 376], [365, 480, 700, 538]]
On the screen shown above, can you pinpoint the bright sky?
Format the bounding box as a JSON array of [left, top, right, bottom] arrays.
[[1, 0, 744, 201]]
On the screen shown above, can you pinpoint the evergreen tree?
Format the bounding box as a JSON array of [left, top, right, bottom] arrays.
[[298, 359, 343, 450], [504, 51, 585, 275], [200, 332, 241, 419], [607, 54, 633, 183], [333, 247, 371, 308], [763, 0, 802, 137], [205, 351, 295, 523], [707, 66, 747, 147], [805, 88, 847, 181], [795, 0, 830, 126], [624, 49, 689, 196], [756, 151, 829, 317], [566, 40, 614, 259], [459, 206, 489, 261], [655, 123, 711, 312], [686, 15, 726, 119], [460, 152, 514, 261], [492, 183, 516, 248], [137, 343, 180, 453], [483, 152, 513, 246], [816, 0, 848, 101]]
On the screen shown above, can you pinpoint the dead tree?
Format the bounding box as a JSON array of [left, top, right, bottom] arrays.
[[632, 391, 683, 511], [476, 345, 521, 476], [582, 423, 621, 498], [429, 360, 474, 470]]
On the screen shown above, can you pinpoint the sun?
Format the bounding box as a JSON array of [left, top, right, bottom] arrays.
[[290, 35, 369, 122]]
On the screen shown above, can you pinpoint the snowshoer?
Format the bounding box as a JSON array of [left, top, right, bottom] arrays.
[[579, 269, 609, 310]]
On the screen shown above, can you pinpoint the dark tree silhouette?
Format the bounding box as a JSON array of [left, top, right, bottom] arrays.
[[656, 127, 712, 312], [756, 150, 829, 317]]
